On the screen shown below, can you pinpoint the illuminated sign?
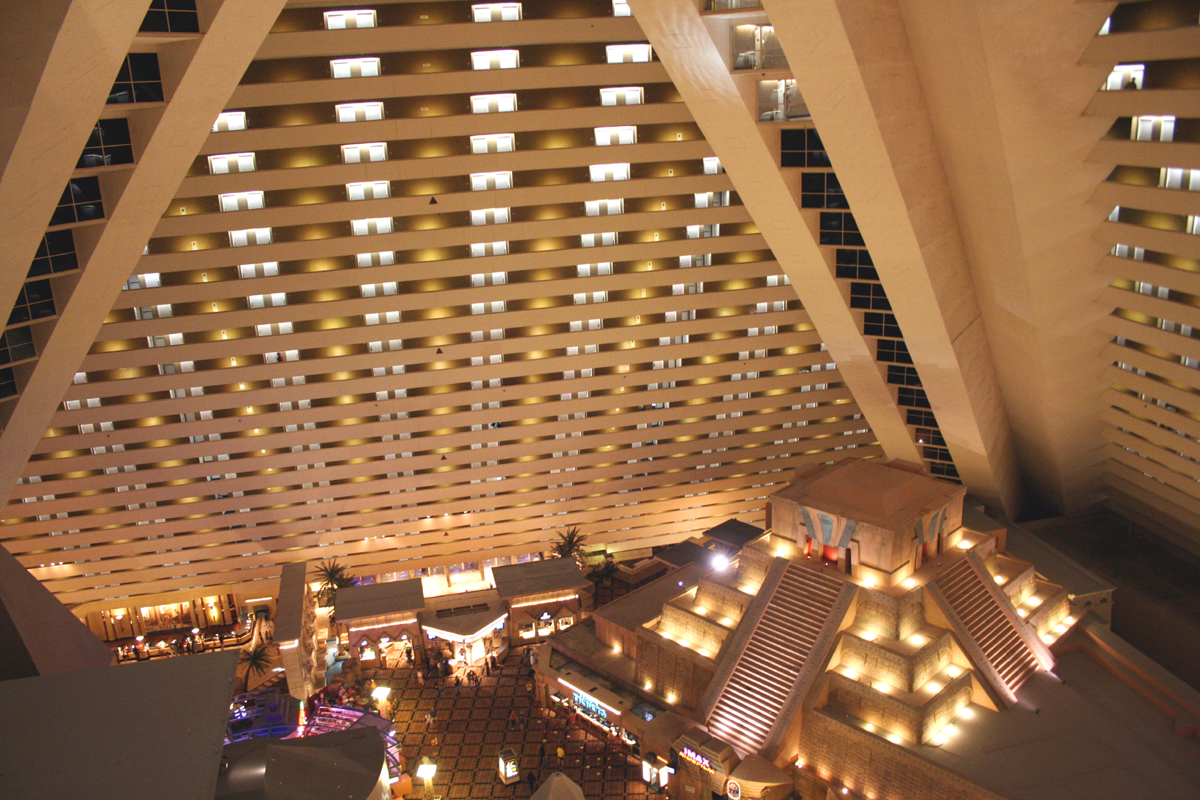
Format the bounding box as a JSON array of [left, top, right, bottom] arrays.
[[679, 746, 714, 773], [499, 754, 518, 778], [727, 778, 742, 800], [572, 692, 609, 719]]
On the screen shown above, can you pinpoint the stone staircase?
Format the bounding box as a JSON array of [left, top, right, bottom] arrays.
[[933, 558, 1041, 699], [706, 563, 844, 754]]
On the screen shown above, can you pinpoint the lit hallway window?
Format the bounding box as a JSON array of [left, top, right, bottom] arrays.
[[472, 3, 522, 22], [472, 50, 520, 70], [324, 10, 376, 29], [331, 57, 381, 78], [212, 111, 246, 132]]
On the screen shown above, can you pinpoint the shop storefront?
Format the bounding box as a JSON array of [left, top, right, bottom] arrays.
[[421, 614, 508, 667], [347, 623, 420, 668], [335, 578, 426, 669], [491, 558, 591, 648], [81, 594, 241, 642], [670, 729, 791, 800], [673, 730, 740, 800]]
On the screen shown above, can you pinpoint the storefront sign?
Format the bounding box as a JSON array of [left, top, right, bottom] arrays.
[[727, 778, 742, 800], [679, 746, 714, 773], [572, 691, 609, 720]]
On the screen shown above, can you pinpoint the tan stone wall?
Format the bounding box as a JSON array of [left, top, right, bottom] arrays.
[[854, 587, 925, 640], [770, 496, 807, 542], [695, 578, 751, 622], [827, 672, 922, 742], [919, 671, 973, 742], [595, 616, 638, 660], [911, 632, 952, 690], [737, 545, 775, 589], [841, 634, 912, 691], [659, 604, 727, 655], [1031, 592, 1069, 637], [897, 589, 925, 639], [850, 521, 896, 572], [792, 712, 1004, 800], [634, 628, 715, 710], [855, 588, 901, 638]]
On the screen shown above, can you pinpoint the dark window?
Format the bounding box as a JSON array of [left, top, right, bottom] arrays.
[[876, 339, 911, 364], [50, 178, 104, 226], [863, 312, 902, 339], [140, 0, 200, 33], [78, 118, 134, 168], [906, 408, 938, 427], [886, 365, 922, 386], [800, 172, 848, 209], [780, 128, 831, 168], [923, 445, 953, 462], [897, 386, 931, 409], [835, 248, 877, 280], [850, 281, 890, 310], [108, 53, 164, 104], [929, 462, 959, 479], [0, 328, 36, 366], [8, 280, 56, 326], [0, 367, 17, 399], [819, 212, 864, 246], [915, 427, 946, 447], [28, 230, 78, 278]]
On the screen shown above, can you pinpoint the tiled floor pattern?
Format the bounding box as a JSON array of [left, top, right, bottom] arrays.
[[371, 652, 657, 799]]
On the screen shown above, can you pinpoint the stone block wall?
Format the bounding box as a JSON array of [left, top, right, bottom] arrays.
[[855, 589, 901, 639], [695, 578, 750, 622], [840, 634, 913, 691], [839, 631, 951, 693], [793, 712, 1004, 800], [911, 632, 952, 690], [919, 671, 973, 742], [1030, 590, 1070, 638], [737, 545, 775, 590], [595, 616, 638, 659], [659, 603, 727, 656], [897, 589, 925, 639], [634, 627, 715, 710], [990, 554, 1035, 603], [770, 495, 806, 542], [827, 672, 922, 743]]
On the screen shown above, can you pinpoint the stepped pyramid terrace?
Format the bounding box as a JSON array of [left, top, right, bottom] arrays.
[[535, 460, 1200, 800]]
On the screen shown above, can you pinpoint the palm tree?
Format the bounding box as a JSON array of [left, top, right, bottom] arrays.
[[236, 642, 273, 694], [589, 555, 618, 586], [552, 526, 589, 569], [315, 558, 356, 608]]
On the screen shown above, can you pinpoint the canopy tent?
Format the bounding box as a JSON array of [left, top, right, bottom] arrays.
[[531, 772, 586, 800]]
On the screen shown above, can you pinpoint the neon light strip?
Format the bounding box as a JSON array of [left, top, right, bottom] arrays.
[[510, 593, 579, 608], [558, 678, 622, 715], [349, 619, 417, 633]]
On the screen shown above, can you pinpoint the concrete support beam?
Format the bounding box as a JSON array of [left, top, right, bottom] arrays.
[[0, 0, 149, 334], [763, 0, 1034, 515], [0, 0, 289, 507], [628, 0, 922, 470]]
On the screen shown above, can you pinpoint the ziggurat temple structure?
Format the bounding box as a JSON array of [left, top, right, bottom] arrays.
[[2, 0, 1200, 633]]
